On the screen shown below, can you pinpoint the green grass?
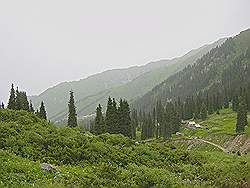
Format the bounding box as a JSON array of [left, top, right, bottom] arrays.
[[180, 108, 250, 144], [1, 109, 250, 187]]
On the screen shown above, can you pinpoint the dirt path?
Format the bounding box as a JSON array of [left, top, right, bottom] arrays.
[[195, 138, 229, 153]]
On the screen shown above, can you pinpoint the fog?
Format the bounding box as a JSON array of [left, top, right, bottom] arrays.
[[0, 0, 249, 102]]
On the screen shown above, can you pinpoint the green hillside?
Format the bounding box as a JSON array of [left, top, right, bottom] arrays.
[[47, 38, 225, 122], [0, 109, 250, 187], [171, 108, 250, 153], [133, 29, 250, 112], [29, 59, 174, 120]]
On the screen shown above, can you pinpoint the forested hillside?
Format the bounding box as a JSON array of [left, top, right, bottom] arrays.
[[133, 29, 250, 113], [31, 38, 225, 122]]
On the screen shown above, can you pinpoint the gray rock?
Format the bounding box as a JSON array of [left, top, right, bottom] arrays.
[[41, 163, 56, 172]]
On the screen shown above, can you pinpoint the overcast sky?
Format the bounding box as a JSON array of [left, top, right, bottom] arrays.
[[0, 0, 250, 102]]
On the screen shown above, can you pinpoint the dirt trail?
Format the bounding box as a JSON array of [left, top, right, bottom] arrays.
[[195, 139, 229, 153]]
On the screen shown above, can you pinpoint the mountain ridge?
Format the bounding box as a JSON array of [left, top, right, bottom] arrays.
[[30, 38, 226, 122]]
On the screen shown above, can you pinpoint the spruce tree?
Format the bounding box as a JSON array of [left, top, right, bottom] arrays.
[[94, 104, 105, 135], [105, 97, 118, 134], [147, 113, 154, 138], [232, 95, 239, 112], [15, 87, 21, 110], [39, 101, 47, 120], [117, 99, 132, 137], [21, 92, 29, 111], [7, 84, 16, 110], [223, 89, 229, 108], [236, 97, 248, 133], [200, 102, 208, 120], [67, 91, 77, 127], [29, 101, 35, 113], [131, 109, 138, 139], [141, 112, 147, 140]]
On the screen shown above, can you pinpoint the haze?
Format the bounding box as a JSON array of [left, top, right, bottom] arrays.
[[0, 0, 249, 102]]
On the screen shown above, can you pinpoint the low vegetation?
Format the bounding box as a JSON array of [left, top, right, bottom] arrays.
[[0, 109, 250, 187]]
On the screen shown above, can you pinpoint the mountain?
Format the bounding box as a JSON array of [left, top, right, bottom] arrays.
[[29, 60, 173, 119], [30, 38, 226, 122], [133, 29, 250, 112]]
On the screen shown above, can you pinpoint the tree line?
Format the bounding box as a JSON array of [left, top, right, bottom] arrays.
[[2, 84, 78, 127], [91, 97, 133, 138], [2, 84, 47, 120]]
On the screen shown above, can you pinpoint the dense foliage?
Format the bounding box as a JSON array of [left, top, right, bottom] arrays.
[[0, 109, 249, 187], [91, 97, 133, 138]]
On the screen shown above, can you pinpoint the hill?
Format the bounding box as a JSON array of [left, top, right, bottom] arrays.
[[0, 109, 250, 187], [30, 38, 225, 122], [171, 108, 250, 154], [133, 29, 250, 112]]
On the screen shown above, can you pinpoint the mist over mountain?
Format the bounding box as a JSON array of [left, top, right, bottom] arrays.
[[29, 38, 225, 122]]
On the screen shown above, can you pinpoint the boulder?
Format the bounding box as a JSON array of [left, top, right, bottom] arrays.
[[41, 163, 56, 172]]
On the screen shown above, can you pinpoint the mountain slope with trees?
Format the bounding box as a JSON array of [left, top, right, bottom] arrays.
[[133, 29, 250, 115], [44, 39, 225, 122]]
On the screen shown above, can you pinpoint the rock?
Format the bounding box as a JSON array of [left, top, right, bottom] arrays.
[[41, 163, 56, 172], [176, 132, 184, 136]]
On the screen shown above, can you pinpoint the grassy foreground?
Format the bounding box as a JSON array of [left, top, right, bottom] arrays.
[[0, 109, 250, 187]]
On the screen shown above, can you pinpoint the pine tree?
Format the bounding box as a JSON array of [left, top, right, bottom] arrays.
[[232, 95, 239, 112], [94, 104, 105, 135], [153, 107, 158, 138], [141, 112, 147, 140], [105, 97, 119, 134], [147, 113, 154, 138], [15, 87, 21, 110], [235, 97, 248, 133], [21, 92, 29, 111], [117, 99, 132, 137], [131, 109, 138, 139], [7, 84, 16, 110], [1, 102, 4, 109], [223, 88, 229, 108], [67, 91, 77, 127], [39, 101, 47, 120], [29, 101, 34, 113], [200, 102, 207, 120], [208, 96, 213, 115]]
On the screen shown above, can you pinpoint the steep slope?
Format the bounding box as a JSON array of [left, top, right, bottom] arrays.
[[48, 38, 225, 122], [133, 29, 250, 112]]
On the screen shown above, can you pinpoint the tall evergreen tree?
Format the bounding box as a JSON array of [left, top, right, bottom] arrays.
[[141, 112, 147, 140], [236, 97, 248, 133], [200, 102, 208, 120], [93, 104, 105, 135], [131, 109, 138, 139], [1, 102, 4, 109], [105, 97, 119, 134], [7, 84, 16, 110], [39, 101, 47, 120], [117, 99, 132, 137], [67, 91, 77, 127], [15, 87, 21, 110], [21, 92, 29, 111], [29, 101, 35, 113], [223, 88, 229, 108], [232, 95, 239, 112]]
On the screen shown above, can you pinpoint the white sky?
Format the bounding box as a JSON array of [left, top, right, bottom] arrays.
[[0, 0, 250, 102]]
